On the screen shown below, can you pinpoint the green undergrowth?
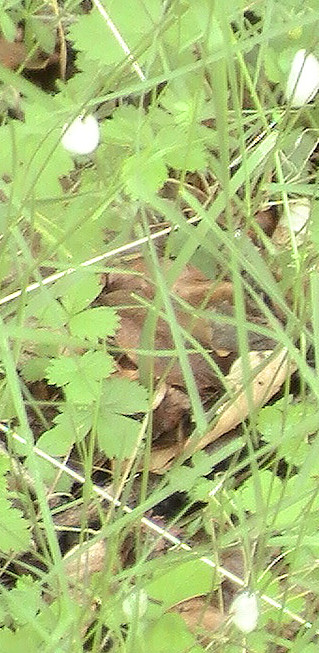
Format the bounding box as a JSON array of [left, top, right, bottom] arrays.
[[0, 1, 318, 651]]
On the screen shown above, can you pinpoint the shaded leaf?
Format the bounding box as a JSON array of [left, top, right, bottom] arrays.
[[97, 411, 143, 459], [167, 451, 214, 492]]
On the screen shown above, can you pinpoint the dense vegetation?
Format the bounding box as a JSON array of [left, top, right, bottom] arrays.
[[0, 1, 318, 651]]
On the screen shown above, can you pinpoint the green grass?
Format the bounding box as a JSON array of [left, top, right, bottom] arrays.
[[0, 1, 318, 651]]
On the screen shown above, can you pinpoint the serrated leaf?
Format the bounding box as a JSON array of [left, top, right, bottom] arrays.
[[37, 405, 92, 456], [0, 107, 74, 200], [235, 469, 319, 532], [69, 306, 119, 340], [155, 125, 208, 171], [46, 351, 115, 403], [60, 270, 102, 315], [21, 357, 52, 382], [0, 457, 31, 553], [97, 412, 142, 459], [102, 105, 153, 147], [123, 150, 167, 199], [100, 377, 148, 414], [4, 576, 42, 627], [0, 500, 31, 553], [26, 293, 67, 328], [45, 357, 78, 386], [35, 193, 107, 265], [257, 398, 318, 465], [80, 350, 115, 380], [28, 16, 56, 53], [68, 10, 122, 66], [167, 452, 213, 492]]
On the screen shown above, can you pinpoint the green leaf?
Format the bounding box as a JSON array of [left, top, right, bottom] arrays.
[[97, 411, 142, 459], [37, 405, 92, 456], [145, 557, 217, 609], [235, 469, 283, 524], [35, 194, 107, 265], [163, 2, 203, 54], [310, 200, 319, 253], [0, 455, 31, 554], [0, 500, 31, 553], [68, 1, 162, 67], [102, 105, 153, 147], [95, 378, 148, 458], [167, 451, 215, 492], [0, 107, 74, 200], [0, 11, 16, 41], [263, 47, 282, 84], [3, 576, 42, 627], [25, 456, 72, 494], [0, 627, 38, 653], [21, 357, 52, 382], [69, 306, 119, 340], [122, 150, 167, 200], [45, 351, 115, 403], [235, 469, 319, 532], [155, 124, 208, 171], [145, 613, 201, 653], [25, 293, 67, 329], [45, 356, 78, 387], [28, 16, 56, 53], [257, 398, 319, 466], [100, 377, 149, 414], [59, 270, 102, 315]]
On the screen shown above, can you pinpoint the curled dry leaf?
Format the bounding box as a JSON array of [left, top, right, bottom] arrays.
[[149, 348, 296, 472], [101, 257, 284, 451], [184, 348, 296, 453], [272, 199, 311, 248], [63, 539, 106, 584]]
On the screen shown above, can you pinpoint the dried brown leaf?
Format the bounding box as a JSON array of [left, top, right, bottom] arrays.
[[185, 348, 296, 453], [149, 348, 296, 471], [64, 539, 106, 583], [170, 597, 224, 639]]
